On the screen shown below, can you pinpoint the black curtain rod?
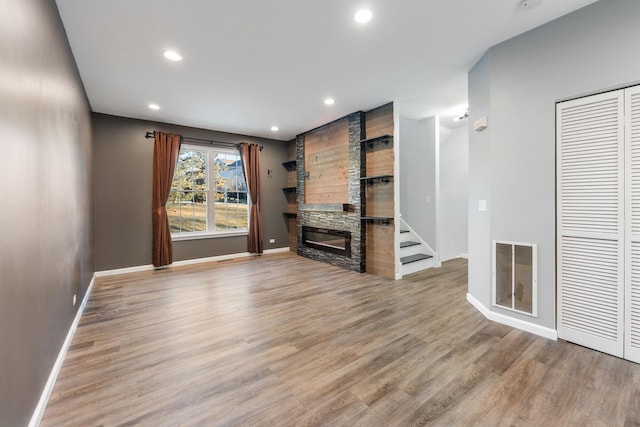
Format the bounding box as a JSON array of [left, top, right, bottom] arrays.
[[145, 131, 263, 151]]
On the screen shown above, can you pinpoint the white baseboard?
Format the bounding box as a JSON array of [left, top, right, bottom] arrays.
[[94, 264, 155, 277], [466, 293, 557, 340], [459, 253, 469, 259], [264, 247, 292, 254], [29, 274, 96, 427], [172, 247, 291, 267], [172, 252, 252, 267], [95, 247, 292, 277]]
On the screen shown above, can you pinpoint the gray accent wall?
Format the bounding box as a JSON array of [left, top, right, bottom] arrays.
[[0, 0, 94, 425], [93, 113, 290, 271], [399, 116, 437, 250], [439, 126, 468, 261], [468, 0, 640, 329]]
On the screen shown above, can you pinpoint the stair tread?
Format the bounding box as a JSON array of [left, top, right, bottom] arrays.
[[400, 241, 420, 248], [401, 253, 433, 265]]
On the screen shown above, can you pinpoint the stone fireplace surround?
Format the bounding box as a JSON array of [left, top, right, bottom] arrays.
[[296, 112, 366, 272]]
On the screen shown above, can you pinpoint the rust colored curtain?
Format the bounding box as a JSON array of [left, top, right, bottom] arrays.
[[152, 131, 181, 267], [239, 143, 263, 254]]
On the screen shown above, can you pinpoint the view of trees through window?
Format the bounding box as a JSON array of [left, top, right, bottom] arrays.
[[167, 146, 248, 234]]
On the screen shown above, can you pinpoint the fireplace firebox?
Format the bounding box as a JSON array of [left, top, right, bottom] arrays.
[[302, 226, 351, 257]]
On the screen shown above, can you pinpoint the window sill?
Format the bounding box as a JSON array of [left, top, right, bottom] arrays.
[[172, 230, 248, 242]]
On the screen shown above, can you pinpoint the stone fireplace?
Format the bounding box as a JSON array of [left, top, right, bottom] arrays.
[[296, 111, 366, 272]]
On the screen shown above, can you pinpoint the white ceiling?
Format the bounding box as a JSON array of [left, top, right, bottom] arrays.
[[56, 0, 598, 140]]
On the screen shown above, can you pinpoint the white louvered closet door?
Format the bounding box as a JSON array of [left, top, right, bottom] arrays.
[[557, 90, 625, 357], [625, 86, 640, 363]]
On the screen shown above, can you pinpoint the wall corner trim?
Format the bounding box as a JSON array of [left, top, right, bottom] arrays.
[[466, 292, 557, 341], [29, 274, 97, 427]]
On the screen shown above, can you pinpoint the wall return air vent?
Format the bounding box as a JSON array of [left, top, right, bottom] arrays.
[[492, 240, 537, 317]]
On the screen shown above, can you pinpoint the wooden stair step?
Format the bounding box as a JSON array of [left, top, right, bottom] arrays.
[[400, 241, 420, 248], [401, 253, 433, 265]]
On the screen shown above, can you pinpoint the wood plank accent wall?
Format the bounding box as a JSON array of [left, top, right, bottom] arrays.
[[287, 168, 296, 187], [365, 182, 394, 218], [304, 118, 350, 204], [287, 217, 298, 252], [364, 103, 395, 279], [365, 222, 395, 277], [365, 103, 394, 177], [365, 102, 394, 138], [285, 192, 296, 214]]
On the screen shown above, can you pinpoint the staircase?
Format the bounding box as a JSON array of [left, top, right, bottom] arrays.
[[399, 218, 437, 276]]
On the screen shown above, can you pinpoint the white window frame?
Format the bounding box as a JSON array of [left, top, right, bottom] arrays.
[[170, 144, 249, 241]]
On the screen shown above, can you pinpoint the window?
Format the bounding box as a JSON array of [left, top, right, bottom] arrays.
[[168, 145, 248, 239]]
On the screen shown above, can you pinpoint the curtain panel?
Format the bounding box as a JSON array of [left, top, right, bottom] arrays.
[[152, 131, 181, 267], [239, 143, 263, 253]]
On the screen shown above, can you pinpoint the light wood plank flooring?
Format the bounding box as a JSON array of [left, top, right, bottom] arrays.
[[41, 254, 640, 426]]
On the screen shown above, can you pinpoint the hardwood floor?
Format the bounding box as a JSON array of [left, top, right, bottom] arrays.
[[41, 254, 640, 426]]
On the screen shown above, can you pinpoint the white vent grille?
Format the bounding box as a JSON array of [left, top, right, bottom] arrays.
[[492, 241, 537, 317]]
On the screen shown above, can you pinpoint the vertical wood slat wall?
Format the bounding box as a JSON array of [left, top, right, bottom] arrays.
[[364, 103, 395, 279], [303, 119, 350, 204]]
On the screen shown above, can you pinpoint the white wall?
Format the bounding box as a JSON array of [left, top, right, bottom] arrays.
[[468, 0, 640, 329], [399, 116, 437, 249], [468, 52, 492, 309], [439, 126, 468, 261]]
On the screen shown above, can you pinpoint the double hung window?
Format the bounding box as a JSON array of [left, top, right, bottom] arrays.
[[168, 144, 248, 239]]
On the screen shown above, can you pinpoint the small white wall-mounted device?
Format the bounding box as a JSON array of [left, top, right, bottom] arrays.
[[474, 116, 488, 132], [520, 0, 542, 10]]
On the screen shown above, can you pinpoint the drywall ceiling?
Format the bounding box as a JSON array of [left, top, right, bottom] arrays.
[[56, 0, 598, 139]]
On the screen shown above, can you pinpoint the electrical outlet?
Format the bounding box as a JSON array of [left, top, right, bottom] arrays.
[[73, 294, 77, 306], [269, 238, 275, 244]]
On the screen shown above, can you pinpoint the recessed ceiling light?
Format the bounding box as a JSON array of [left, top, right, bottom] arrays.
[[163, 50, 183, 61], [354, 9, 372, 23], [324, 98, 335, 105], [148, 103, 160, 110], [271, 126, 279, 132]]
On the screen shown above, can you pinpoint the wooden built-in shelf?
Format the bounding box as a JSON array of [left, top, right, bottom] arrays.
[[360, 174, 393, 184], [361, 134, 393, 149], [361, 216, 393, 225], [282, 160, 297, 171], [282, 156, 298, 252]]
